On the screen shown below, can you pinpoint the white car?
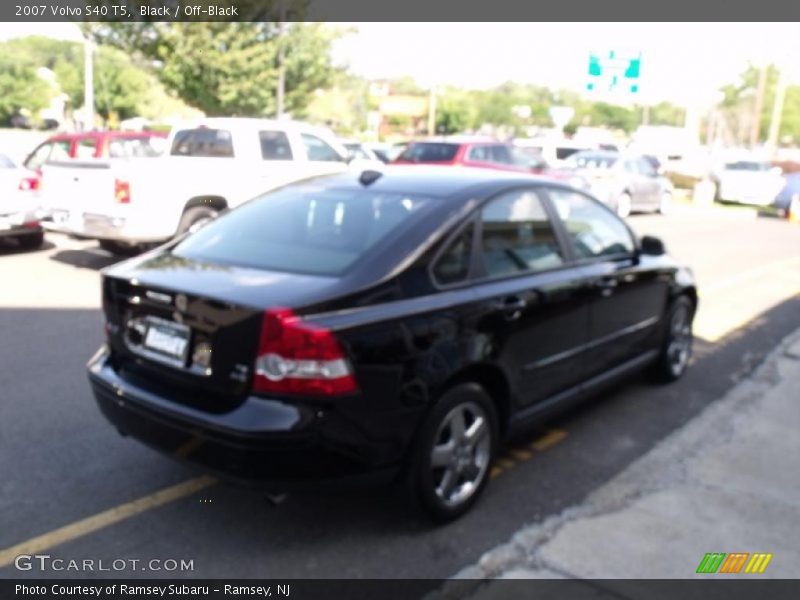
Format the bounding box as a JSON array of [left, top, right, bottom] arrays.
[[0, 151, 45, 249], [712, 160, 786, 207], [40, 118, 350, 254]]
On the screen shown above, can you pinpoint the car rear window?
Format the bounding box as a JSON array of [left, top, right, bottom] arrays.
[[173, 186, 431, 276], [396, 143, 459, 163], [171, 129, 234, 158]]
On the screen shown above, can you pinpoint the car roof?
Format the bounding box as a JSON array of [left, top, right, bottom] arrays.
[[171, 117, 333, 135], [410, 136, 501, 146], [300, 165, 559, 198]]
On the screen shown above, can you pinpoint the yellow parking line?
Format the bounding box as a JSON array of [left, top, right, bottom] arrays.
[[490, 466, 504, 479], [495, 457, 516, 469], [509, 448, 533, 461], [531, 429, 568, 452], [0, 475, 216, 569]]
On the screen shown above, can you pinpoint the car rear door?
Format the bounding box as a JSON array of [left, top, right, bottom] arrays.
[[468, 187, 590, 408], [545, 188, 669, 378]]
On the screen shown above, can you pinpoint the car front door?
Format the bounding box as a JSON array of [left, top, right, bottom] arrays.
[[546, 188, 670, 378], [469, 187, 590, 409]]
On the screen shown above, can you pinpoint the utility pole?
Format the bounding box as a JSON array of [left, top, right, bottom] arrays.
[[750, 65, 767, 149], [427, 84, 437, 137], [766, 64, 788, 155], [83, 35, 94, 130], [276, 0, 287, 119]]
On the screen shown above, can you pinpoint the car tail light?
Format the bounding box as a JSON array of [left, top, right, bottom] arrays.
[[18, 176, 40, 191], [254, 308, 358, 396], [114, 179, 131, 204]]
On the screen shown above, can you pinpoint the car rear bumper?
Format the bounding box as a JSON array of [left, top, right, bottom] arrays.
[[87, 346, 403, 490], [44, 210, 172, 243]]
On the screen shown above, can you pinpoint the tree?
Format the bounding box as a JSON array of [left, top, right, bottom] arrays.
[[0, 57, 51, 123], [86, 22, 341, 118]]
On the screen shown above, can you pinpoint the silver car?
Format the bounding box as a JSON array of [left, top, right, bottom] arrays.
[[563, 150, 672, 217], [0, 151, 45, 250]]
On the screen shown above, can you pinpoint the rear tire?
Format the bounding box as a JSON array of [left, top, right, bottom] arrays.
[[17, 231, 44, 250], [409, 383, 498, 522], [176, 207, 218, 236], [650, 296, 694, 383]]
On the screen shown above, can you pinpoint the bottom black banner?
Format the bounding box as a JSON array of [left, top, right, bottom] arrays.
[[4, 579, 800, 600]]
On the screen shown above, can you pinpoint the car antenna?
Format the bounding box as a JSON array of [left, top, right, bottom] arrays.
[[359, 170, 383, 186]]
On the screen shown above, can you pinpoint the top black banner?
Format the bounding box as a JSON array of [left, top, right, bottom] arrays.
[[3, 0, 800, 22]]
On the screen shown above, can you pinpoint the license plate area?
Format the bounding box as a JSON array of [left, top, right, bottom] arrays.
[[127, 315, 191, 369]]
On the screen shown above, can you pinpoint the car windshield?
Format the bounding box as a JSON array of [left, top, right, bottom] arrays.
[[173, 185, 431, 276], [724, 161, 771, 171], [565, 153, 617, 169], [396, 143, 459, 162]]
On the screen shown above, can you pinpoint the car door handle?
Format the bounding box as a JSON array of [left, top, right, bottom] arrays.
[[593, 277, 618, 297], [492, 296, 527, 321]]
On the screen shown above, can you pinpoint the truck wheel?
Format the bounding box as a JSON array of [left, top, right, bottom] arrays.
[[177, 207, 218, 236], [98, 240, 144, 256], [17, 231, 44, 250]]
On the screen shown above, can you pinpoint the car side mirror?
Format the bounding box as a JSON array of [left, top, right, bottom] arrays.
[[640, 235, 666, 256]]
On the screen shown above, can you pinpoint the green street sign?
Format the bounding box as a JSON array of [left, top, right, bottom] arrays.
[[587, 51, 642, 94]]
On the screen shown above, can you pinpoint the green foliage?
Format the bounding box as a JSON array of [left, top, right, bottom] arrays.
[[0, 56, 51, 123], [88, 21, 341, 118], [0, 35, 196, 122], [719, 64, 800, 144]]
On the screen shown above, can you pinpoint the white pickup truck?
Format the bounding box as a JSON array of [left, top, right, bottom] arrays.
[[41, 118, 350, 254]]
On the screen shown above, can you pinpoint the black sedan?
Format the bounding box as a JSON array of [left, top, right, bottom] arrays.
[[88, 167, 697, 521]]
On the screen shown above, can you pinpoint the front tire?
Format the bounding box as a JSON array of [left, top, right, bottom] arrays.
[[650, 296, 694, 382], [410, 383, 498, 522]]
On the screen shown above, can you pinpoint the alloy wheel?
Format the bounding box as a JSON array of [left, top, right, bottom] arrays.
[[429, 401, 492, 508]]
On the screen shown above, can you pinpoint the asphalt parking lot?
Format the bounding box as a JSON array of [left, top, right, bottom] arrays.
[[1, 204, 799, 579]]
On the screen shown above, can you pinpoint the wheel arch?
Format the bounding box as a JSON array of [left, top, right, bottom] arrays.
[[183, 195, 228, 214], [437, 362, 512, 438]]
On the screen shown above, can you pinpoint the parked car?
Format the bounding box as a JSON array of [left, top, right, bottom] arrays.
[[40, 118, 350, 254], [88, 166, 697, 521], [562, 150, 671, 217], [365, 142, 406, 163], [710, 159, 786, 207], [24, 130, 167, 173], [339, 139, 384, 169], [393, 139, 589, 190], [0, 151, 44, 249]]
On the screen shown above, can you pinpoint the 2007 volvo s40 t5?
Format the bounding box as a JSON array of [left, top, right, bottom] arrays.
[[88, 167, 696, 521]]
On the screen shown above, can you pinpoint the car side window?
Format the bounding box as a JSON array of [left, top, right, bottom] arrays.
[[301, 133, 344, 162], [260, 131, 293, 160], [76, 138, 97, 159], [171, 129, 235, 158], [490, 145, 513, 165], [479, 189, 564, 278], [467, 145, 490, 162], [548, 189, 635, 260], [433, 223, 475, 286]]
